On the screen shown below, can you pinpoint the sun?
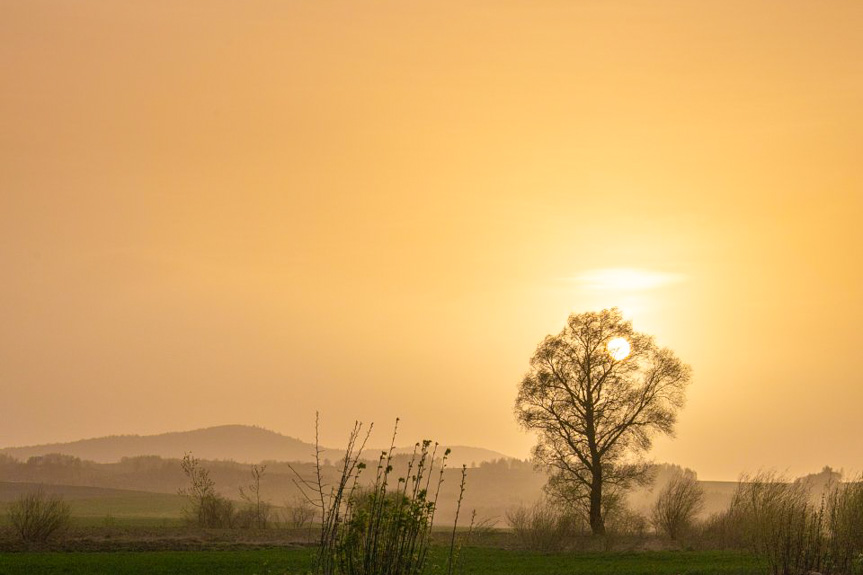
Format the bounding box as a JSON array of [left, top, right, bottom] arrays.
[[607, 337, 631, 361]]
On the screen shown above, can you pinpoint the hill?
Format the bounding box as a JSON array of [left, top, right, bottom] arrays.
[[0, 425, 513, 467], [0, 425, 313, 465]]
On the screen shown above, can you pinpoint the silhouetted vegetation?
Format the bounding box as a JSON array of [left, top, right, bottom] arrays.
[[7, 488, 71, 544], [690, 471, 863, 575], [515, 309, 692, 536], [285, 494, 316, 532], [179, 453, 236, 528], [237, 464, 271, 529], [651, 472, 704, 541], [824, 477, 863, 575], [505, 500, 581, 551], [289, 415, 469, 575]]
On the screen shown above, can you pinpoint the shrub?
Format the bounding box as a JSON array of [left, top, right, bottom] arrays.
[[726, 472, 826, 575], [606, 506, 649, 539], [505, 500, 580, 551], [696, 473, 863, 575], [824, 477, 863, 574], [235, 503, 272, 529], [286, 496, 316, 530], [290, 415, 467, 575], [651, 473, 704, 540], [337, 487, 432, 575], [8, 488, 71, 544]]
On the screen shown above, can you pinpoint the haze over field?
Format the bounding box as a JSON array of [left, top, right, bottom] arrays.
[[2, 1, 862, 481]]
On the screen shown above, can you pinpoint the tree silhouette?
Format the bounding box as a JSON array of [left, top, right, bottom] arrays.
[[515, 308, 692, 535]]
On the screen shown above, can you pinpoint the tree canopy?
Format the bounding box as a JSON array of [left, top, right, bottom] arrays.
[[515, 308, 692, 535]]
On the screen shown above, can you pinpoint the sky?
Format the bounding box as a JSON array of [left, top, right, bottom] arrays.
[[1, 0, 862, 481]]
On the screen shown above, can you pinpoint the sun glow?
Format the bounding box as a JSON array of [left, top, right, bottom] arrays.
[[607, 337, 631, 361], [573, 268, 686, 292]]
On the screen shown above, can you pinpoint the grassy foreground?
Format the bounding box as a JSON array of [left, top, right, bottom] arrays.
[[0, 547, 763, 575]]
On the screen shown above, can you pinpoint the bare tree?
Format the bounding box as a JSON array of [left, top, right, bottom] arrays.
[[179, 452, 235, 528], [286, 495, 316, 532], [239, 464, 271, 529], [515, 308, 692, 535], [651, 472, 704, 540]]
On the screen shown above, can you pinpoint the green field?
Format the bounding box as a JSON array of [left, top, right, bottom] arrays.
[[0, 482, 186, 524], [0, 548, 763, 575]]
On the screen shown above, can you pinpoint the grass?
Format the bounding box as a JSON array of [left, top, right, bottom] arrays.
[[0, 547, 763, 575], [452, 548, 764, 574], [0, 548, 314, 575], [0, 482, 186, 525]]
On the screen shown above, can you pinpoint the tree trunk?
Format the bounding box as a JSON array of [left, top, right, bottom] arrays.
[[589, 468, 606, 536]]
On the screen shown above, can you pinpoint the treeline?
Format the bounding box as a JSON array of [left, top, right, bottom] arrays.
[[0, 452, 543, 526]]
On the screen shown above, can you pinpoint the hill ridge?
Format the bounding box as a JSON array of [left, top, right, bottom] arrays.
[[0, 424, 513, 468]]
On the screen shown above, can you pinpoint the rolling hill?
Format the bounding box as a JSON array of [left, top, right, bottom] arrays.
[[0, 425, 513, 468]]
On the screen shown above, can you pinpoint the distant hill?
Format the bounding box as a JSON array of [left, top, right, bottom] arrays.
[[0, 425, 513, 468]]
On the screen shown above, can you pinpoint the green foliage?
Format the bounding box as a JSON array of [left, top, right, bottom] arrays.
[[292, 416, 468, 575], [337, 489, 434, 575], [7, 488, 72, 544]]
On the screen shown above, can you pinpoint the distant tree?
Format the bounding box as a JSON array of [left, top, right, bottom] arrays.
[[515, 309, 692, 536], [179, 452, 235, 528], [795, 465, 842, 495], [238, 464, 271, 529]]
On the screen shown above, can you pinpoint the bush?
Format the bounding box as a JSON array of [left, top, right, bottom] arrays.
[[286, 496, 316, 530], [651, 473, 704, 540], [337, 488, 434, 575], [694, 473, 863, 575], [505, 500, 580, 551], [825, 477, 863, 574], [200, 494, 237, 528], [291, 416, 467, 575], [8, 488, 71, 543], [606, 506, 649, 539], [723, 472, 825, 575]]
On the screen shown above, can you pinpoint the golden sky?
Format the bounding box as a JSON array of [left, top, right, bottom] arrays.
[[2, 1, 862, 480]]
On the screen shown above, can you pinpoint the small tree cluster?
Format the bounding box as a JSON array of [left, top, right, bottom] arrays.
[[179, 452, 236, 528], [179, 454, 274, 529]]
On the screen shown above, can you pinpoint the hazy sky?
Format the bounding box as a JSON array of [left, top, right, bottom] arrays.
[[2, 1, 862, 481]]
